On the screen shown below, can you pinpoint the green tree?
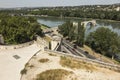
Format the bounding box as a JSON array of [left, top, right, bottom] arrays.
[[110, 45, 118, 60], [0, 14, 43, 44], [76, 23, 85, 47], [86, 27, 120, 58], [59, 21, 85, 47]]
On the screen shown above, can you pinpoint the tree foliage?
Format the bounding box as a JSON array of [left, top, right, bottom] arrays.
[[0, 14, 43, 44], [0, 5, 120, 21], [58, 21, 85, 47], [86, 27, 120, 58]]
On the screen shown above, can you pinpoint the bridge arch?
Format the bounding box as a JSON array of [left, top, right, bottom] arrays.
[[81, 20, 96, 28]]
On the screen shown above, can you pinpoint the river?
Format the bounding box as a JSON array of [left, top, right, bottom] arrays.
[[37, 17, 120, 36]]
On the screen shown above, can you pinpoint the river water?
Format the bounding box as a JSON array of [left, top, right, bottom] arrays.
[[37, 17, 120, 36]]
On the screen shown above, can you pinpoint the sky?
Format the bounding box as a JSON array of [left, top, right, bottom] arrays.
[[0, 0, 120, 8]]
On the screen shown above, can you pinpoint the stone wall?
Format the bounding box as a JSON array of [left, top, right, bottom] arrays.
[[0, 41, 34, 50], [0, 36, 49, 50]]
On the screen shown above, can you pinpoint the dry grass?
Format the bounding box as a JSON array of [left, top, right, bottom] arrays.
[[29, 65, 34, 68], [82, 45, 119, 64], [41, 25, 48, 30], [21, 68, 27, 75], [36, 69, 73, 80], [43, 36, 51, 42], [25, 63, 29, 67], [39, 58, 49, 63], [49, 53, 57, 56], [60, 56, 97, 71]]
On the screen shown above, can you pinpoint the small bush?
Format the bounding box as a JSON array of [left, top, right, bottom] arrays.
[[49, 53, 56, 56], [25, 63, 29, 67], [39, 58, 49, 63], [20, 68, 27, 75], [36, 69, 72, 80], [29, 65, 34, 68]]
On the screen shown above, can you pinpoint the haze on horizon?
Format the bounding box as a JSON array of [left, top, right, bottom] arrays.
[[0, 0, 120, 8]]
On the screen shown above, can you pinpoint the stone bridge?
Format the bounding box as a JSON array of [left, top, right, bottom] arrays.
[[81, 20, 96, 28]]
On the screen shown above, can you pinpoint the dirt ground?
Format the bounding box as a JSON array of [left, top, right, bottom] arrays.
[[21, 51, 120, 80]]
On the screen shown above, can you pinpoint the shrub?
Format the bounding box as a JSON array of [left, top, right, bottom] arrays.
[[25, 63, 29, 67], [49, 53, 56, 56], [39, 58, 49, 63], [60, 56, 96, 71], [36, 69, 72, 80], [29, 65, 34, 68], [20, 68, 27, 75]]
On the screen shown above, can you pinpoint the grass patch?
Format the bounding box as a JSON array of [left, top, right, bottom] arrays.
[[29, 65, 34, 68], [39, 58, 49, 63], [20, 68, 27, 75], [41, 25, 48, 30], [25, 63, 29, 67], [49, 53, 57, 56], [43, 36, 52, 42], [60, 56, 97, 71], [36, 69, 72, 80]]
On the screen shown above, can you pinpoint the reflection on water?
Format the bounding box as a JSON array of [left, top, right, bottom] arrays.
[[37, 17, 120, 36]]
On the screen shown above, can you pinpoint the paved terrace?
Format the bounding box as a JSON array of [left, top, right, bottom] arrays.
[[0, 43, 40, 80]]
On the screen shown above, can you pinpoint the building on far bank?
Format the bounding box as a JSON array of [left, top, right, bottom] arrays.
[[115, 7, 120, 11], [0, 34, 4, 44]]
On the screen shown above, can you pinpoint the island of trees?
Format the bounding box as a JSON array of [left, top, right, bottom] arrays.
[[0, 13, 43, 44]]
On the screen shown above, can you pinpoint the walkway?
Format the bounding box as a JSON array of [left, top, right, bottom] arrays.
[[0, 43, 40, 80]]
